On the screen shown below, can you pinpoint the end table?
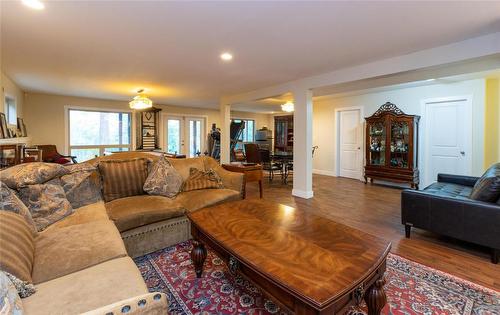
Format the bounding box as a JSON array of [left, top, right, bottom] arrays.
[[222, 163, 263, 198]]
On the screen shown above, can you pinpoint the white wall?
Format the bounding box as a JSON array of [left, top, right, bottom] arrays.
[[313, 78, 487, 180], [1, 72, 24, 119]]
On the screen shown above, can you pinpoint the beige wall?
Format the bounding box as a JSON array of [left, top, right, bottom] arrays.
[[1, 72, 25, 119], [313, 78, 488, 180], [23, 92, 272, 154]]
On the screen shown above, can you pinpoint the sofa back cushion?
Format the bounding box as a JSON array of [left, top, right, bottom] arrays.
[[469, 163, 500, 202], [0, 212, 35, 283], [98, 158, 150, 202], [168, 157, 206, 181], [0, 162, 69, 189], [183, 167, 223, 192], [143, 155, 183, 198]]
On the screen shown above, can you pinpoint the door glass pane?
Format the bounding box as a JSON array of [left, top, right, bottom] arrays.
[[70, 148, 99, 162], [368, 121, 386, 166], [390, 121, 410, 168], [167, 119, 181, 154], [189, 120, 201, 157]]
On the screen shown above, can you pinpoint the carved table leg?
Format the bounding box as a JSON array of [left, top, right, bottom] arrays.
[[191, 240, 207, 278], [364, 278, 387, 315]]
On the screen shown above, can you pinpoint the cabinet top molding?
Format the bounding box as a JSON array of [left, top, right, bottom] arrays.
[[373, 102, 405, 116]]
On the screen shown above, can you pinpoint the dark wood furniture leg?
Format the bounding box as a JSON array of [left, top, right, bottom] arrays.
[[258, 180, 263, 198], [364, 278, 387, 315], [405, 224, 411, 238], [492, 248, 499, 264], [191, 240, 207, 278]]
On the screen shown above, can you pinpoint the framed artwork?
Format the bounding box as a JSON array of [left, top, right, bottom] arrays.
[[0, 113, 8, 139], [17, 118, 27, 137]]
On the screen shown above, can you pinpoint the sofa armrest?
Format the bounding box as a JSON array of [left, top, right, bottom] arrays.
[[214, 165, 245, 196], [81, 292, 168, 315], [437, 173, 479, 187]]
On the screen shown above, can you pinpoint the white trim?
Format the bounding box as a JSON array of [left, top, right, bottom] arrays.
[[64, 105, 134, 156], [333, 105, 365, 181], [312, 169, 336, 176], [292, 189, 314, 199], [420, 95, 473, 187]]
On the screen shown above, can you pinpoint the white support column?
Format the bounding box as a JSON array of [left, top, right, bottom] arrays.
[[292, 87, 314, 199], [219, 101, 231, 164]]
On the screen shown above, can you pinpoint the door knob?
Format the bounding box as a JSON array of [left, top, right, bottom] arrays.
[[460, 151, 465, 155]]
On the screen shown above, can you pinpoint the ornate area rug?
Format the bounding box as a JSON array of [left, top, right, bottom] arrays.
[[134, 240, 500, 315]]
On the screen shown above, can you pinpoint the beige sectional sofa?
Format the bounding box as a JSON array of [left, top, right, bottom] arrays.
[[1, 153, 245, 314]]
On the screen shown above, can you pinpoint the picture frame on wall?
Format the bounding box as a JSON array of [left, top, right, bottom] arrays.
[[0, 113, 9, 139], [17, 118, 27, 137]]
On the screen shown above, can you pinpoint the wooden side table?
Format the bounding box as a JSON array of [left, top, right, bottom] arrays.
[[222, 163, 263, 198]]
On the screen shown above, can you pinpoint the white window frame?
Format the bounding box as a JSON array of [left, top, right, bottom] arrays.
[[64, 106, 135, 157], [4, 94, 17, 127], [231, 117, 256, 143]]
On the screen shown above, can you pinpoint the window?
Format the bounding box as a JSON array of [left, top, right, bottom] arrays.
[[4, 96, 17, 125], [68, 109, 131, 162], [231, 119, 255, 149]]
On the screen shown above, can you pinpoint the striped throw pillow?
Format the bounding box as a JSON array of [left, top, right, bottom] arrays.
[[183, 167, 223, 192], [98, 158, 150, 202], [0, 211, 35, 283]]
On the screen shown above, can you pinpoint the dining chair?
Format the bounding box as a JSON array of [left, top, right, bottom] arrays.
[[259, 149, 283, 182], [244, 143, 261, 164]]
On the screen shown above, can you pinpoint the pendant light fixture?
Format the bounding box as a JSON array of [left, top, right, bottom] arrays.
[[129, 89, 153, 110], [281, 101, 294, 112]]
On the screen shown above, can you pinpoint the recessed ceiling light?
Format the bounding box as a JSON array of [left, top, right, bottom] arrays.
[[22, 0, 45, 10], [220, 52, 233, 61]]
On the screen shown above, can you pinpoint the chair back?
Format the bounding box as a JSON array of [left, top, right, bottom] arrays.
[[259, 149, 272, 163], [36, 145, 59, 161], [244, 144, 261, 163]]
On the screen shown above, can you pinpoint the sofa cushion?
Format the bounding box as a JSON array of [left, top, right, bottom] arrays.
[[0, 212, 35, 283], [23, 257, 148, 315], [32, 220, 127, 283], [0, 181, 36, 233], [105, 195, 185, 232], [424, 182, 473, 200], [183, 167, 223, 192], [0, 162, 69, 189], [98, 158, 150, 202], [168, 157, 206, 181], [0, 271, 25, 314], [44, 201, 109, 231], [61, 163, 102, 208], [469, 163, 500, 202], [176, 188, 241, 212], [18, 178, 74, 231], [143, 155, 183, 198]]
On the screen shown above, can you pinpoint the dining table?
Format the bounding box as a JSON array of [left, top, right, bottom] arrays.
[[271, 151, 293, 183]]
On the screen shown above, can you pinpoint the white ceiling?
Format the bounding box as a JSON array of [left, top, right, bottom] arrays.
[[2, 1, 500, 109]]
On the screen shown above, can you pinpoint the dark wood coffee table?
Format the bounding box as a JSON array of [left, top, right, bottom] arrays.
[[187, 200, 391, 315]]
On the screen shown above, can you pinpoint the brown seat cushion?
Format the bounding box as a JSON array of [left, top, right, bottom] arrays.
[[176, 189, 241, 212], [98, 158, 150, 202], [182, 167, 223, 192], [105, 195, 186, 232], [23, 257, 148, 315], [0, 212, 35, 283], [32, 220, 127, 283], [44, 201, 109, 231]]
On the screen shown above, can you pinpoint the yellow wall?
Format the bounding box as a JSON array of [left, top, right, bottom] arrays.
[[484, 78, 499, 167], [23, 92, 271, 154], [1, 72, 25, 118]]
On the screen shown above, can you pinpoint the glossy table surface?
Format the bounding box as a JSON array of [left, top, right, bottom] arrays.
[[188, 199, 391, 309]]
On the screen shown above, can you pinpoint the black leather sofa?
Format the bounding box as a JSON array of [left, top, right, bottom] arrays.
[[402, 173, 500, 263]]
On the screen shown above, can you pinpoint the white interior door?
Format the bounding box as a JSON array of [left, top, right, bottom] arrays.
[[423, 97, 472, 187], [338, 109, 362, 179], [164, 115, 205, 157]]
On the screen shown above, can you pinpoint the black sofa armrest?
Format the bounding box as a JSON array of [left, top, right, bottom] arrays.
[[437, 173, 479, 187]]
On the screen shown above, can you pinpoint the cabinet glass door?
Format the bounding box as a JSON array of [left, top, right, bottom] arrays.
[[368, 121, 386, 166], [390, 120, 410, 168]]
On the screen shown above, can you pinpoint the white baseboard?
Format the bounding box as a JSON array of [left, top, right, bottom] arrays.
[[312, 169, 336, 177], [292, 189, 314, 199]]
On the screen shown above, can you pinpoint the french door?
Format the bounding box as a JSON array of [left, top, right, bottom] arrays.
[[164, 115, 205, 157]]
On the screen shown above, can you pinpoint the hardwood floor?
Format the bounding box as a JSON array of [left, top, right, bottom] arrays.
[[245, 175, 500, 290]]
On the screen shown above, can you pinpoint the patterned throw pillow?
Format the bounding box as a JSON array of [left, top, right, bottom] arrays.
[[143, 155, 183, 198], [0, 182, 37, 233], [98, 158, 150, 202], [0, 271, 24, 315], [0, 212, 35, 283], [183, 167, 223, 192], [469, 163, 500, 202], [18, 178, 74, 231], [0, 162, 69, 189], [5, 272, 36, 298], [61, 163, 102, 208]]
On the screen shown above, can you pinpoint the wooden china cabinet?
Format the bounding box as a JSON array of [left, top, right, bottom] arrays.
[[364, 102, 420, 189], [274, 115, 293, 152]]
